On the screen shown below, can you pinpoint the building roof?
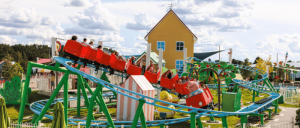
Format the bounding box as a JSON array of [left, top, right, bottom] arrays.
[[130, 75, 155, 91], [37, 59, 52, 64], [144, 9, 197, 40], [194, 50, 224, 61], [135, 51, 166, 64]]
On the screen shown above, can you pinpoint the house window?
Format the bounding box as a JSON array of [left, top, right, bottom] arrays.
[[176, 42, 184, 51], [162, 64, 165, 67], [157, 41, 165, 51], [176, 60, 183, 70]]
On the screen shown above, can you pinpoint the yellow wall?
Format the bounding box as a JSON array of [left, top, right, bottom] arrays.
[[147, 11, 195, 69]]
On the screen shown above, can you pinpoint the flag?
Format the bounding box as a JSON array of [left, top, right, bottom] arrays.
[[286, 52, 288, 60]]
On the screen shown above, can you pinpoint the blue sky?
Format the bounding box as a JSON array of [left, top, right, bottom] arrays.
[[0, 0, 300, 63]]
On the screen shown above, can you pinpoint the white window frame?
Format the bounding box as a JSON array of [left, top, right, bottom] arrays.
[[175, 60, 184, 70], [176, 41, 184, 51], [157, 41, 165, 51]]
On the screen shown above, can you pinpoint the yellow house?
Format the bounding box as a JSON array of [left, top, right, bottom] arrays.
[[144, 9, 197, 70]]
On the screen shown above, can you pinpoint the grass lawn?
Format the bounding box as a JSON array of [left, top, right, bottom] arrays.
[[7, 88, 284, 127]]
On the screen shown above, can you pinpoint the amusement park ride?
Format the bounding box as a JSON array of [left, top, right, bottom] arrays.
[[15, 37, 281, 128]]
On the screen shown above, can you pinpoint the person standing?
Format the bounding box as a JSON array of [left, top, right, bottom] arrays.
[[50, 71, 55, 92]]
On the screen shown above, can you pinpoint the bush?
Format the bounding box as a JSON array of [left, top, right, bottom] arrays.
[[296, 109, 300, 126]]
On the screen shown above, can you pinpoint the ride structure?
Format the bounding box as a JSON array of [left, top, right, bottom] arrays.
[[15, 39, 281, 128], [15, 55, 281, 128]]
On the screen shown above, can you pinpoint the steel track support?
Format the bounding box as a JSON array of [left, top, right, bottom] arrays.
[[196, 117, 203, 128], [190, 112, 197, 128], [77, 75, 95, 120], [86, 84, 115, 128], [131, 99, 146, 128], [34, 70, 71, 124], [64, 72, 69, 126], [222, 116, 228, 128]]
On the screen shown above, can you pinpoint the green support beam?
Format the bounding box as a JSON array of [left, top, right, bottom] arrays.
[[252, 90, 256, 102], [64, 73, 69, 126], [131, 99, 146, 128], [222, 116, 228, 128], [190, 112, 197, 128], [18, 62, 78, 124], [78, 75, 95, 120], [33, 71, 71, 124], [196, 118, 203, 128], [86, 84, 115, 128], [247, 113, 264, 125], [160, 124, 165, 128]]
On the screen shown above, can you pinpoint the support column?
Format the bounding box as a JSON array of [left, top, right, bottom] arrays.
[[183, 48, 187, 73], [64, 74, 69, 126], [86, 84, 115, 128], [131, 99, 146, 128], [222, 116, 228, 128], [252, 90, 255, 102], [196, 118, 203, 128], [34, 71, 71, 124], [78, 75, 95, 120], [190, 112, 196, 128], [18, 62, 32, 124], [146, 43, 151, 68]]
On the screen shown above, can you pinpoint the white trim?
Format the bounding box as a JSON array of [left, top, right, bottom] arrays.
[[157, 41, 165, 51], [176, 41, 184, 51], [175, 59, 184, 70]]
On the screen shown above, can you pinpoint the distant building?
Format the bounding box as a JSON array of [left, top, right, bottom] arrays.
[[144, 9, 197, 70]]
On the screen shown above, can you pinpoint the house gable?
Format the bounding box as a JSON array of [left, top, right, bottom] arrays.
[[144, 9, 197, 41]]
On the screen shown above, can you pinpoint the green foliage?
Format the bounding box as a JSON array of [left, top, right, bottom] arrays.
[[198, 72, 208, 81], [220, 61, 227, 68], [230, 72, 236, 78], [1, 54, 24, 80], [296, 109, 300, 127], [240, 58, 252, 79], [225, 78, 231, 86], [0, 76, 22, 105]]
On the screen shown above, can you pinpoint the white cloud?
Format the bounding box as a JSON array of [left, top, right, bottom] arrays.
[[126, 13, 158, 31], [63, 0, 91, 7], [67, 1, 119, 31], [0, 35, 17, 45], [289, 41, 300, 52]]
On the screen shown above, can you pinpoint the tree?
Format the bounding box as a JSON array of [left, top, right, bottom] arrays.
[[255, 56, 273, 74], [1, 54, 23, 80], [240, 58, 252, 79], [253, 57, 261, 64], [287, 60, 292, 62]]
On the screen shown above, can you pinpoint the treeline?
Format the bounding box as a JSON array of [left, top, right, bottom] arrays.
[[0, 44, 51, 61]]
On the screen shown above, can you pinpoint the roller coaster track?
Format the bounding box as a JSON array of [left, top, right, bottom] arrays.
[[27, 56, 281, 127]]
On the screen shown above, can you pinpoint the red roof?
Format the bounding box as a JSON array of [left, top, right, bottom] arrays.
[[144, 9, 197, 39]]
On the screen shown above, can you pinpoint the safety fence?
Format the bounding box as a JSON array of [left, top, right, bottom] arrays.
[[280, 86, 300, 105], [241, 117, 297, 128]]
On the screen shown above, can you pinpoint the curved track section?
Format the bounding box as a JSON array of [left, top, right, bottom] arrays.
[[29, 57, 281, 127]]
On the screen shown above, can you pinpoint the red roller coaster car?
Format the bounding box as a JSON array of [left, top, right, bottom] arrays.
[[110, 53, 126, 71], [186, 87, 214, 110], [144, 66, 160, 83], [160, 72, 179, 89], [125, 59, 142, 75]]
